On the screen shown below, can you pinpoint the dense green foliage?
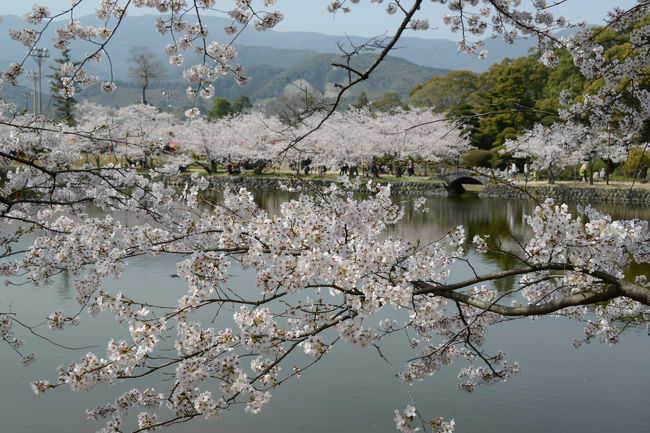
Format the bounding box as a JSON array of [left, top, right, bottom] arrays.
[[623, 147, 650, 177], [207, 96, 254, 121], [231, 95, 253, 113], [370, 92, 408, 112], [410, 52, 576, 150], [207, 98, 233, 121], [409, 70, 478, 111], [410, 22, 649, 172]]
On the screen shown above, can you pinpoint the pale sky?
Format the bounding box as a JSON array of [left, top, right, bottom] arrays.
[[1, 0, 638, 40]]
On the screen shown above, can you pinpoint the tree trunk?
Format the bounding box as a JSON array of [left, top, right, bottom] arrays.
[[142, 77, 149, 105], [548, 165, 555, 184]]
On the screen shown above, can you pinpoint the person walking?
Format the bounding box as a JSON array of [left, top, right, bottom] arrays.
[[579, 163, 588, 183], [509, 162, 518, 180], [523, 162, 529, 181]]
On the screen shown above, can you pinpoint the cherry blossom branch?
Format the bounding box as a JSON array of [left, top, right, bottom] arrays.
[[8, 315, 98, 351]]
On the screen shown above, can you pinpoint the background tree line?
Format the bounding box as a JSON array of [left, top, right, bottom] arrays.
[[407, 21, 650, 172]]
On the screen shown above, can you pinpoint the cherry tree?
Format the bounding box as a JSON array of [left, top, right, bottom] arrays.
[[117, 103, 178, 168], [177, 117, 224, 174], [368, 108, 470, 165], [563, 124, 630, 184], [219, 112, 287, 165], [310, 108, 376, 169], [72, 101, 123, 167], [0, 2, 649, 433], [502, 122, 573, 184]]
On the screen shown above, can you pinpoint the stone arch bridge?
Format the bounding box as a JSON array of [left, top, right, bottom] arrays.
[[437, 167, 495, 195]]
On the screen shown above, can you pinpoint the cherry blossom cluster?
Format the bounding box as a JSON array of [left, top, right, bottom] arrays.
[[0, 314, 32, 366], [502, 121, 630, 180], [555, 2, 650, 134], [522, 199, 649, 338], [0, 3, 649, 433], [394, 405, 455, 433]]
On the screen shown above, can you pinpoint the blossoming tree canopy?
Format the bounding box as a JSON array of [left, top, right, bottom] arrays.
[[502, 121, 631, 183], [0, 2, 649, 433]]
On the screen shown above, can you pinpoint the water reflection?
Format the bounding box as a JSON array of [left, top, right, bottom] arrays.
[[57, 269, 73, 303]]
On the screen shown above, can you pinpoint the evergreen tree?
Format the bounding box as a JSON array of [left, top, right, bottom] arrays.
[[231, 96, 252, 114], [353, 91, 368, 108], [370, 92, 407, 113], [48, 47, 78, 125]]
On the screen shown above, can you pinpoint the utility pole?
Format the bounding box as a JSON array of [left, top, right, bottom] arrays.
[[25, 70, 38, 117], [30, 47, 49, 116], [606, 122, 612, 185], [162, 90, 172, 114], [23, 92, 29, 113]]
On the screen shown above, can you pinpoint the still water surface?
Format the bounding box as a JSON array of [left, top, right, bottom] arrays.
[[1, 193, 648, 433]]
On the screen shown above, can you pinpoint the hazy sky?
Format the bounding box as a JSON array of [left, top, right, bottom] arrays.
[[2, 1, 638, 40]]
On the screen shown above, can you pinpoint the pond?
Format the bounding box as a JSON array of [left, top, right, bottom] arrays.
[[0, 191, 648, 433]]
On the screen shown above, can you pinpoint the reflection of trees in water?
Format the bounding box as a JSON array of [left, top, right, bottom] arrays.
[[201, 188, 296, 215], [390, 196, 535, 291], [204, 187, 650, 287], [590, 201, 650, 221], [389, 194, 650, 291], [252, 190, 295, 214], [57, 270, 73, 301], [391, 195, 533, 246]]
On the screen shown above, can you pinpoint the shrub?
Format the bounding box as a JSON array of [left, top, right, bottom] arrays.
[[460, 149, 492, 168], [622, 147, 650, 177]]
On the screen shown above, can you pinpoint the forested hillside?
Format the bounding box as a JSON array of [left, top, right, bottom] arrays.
[[4, 47, 447, 116]]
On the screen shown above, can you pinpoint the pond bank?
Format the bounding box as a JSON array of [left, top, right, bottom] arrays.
[[479, 183, 650, 204], [164, 174, 650, 205]]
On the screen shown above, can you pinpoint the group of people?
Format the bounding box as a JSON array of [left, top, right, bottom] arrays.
[[508, 162, 531, 181], [338, 162, 359, 176], [297, 159, 419, 178], [366, 159, 417, 178], [579, 164, 608, 183]]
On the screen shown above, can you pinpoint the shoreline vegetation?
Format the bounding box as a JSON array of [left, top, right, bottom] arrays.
[[158, 167, 650, 205]]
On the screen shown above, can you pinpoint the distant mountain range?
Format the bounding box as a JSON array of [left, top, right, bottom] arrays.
[[0, 14, 573, 112]]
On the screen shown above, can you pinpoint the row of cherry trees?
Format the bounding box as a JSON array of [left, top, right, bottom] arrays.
[[25, 100, 635, 180], [39, 102, 471, 172], [0, 2, 649, 433]]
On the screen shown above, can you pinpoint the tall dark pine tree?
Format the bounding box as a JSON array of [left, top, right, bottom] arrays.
[[353, 91, 368, 108], [48, 47, 78, 125]]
